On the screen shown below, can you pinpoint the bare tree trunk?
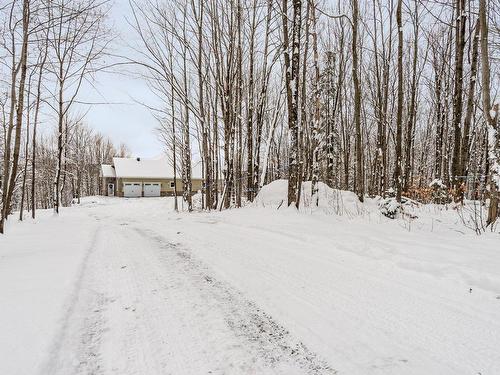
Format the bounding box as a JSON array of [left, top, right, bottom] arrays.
[[394, 0, 404, 203], [460, 19, 480, 179], [298, 0, 312, 208], [31, 37, 49, 220], [212, 83, 219, 209], [0, 0, 30, 234], [403, 3, 419, 192], [282, 0, 302, 207], [451, 0, 467, 200], [171, 61, 178, 212], [19, 75, 32, 221], [253, 0, 273, 197], [54, 76, 64, 213], [246, 0, 257, 202], [433, 45, 445, 180], [235, 0, 243, 208], [310, 0, 320, 206], [352, 0, 364, 202], [479, 0, 499, 226], [182, 10, 192, 211], [194, 0, 210, 210]]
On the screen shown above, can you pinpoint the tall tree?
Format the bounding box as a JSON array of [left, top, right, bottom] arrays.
[[352, 0, 364, 202], [0, 0, 30, 234], [403, 1, 420, 192], [310, 0, 320, 206], [394, 0, 403, 203], [479, 0, 499, 226], [282, 0, 303, 207], [48, 0, 110, 214], [450, 0, 467, 200]]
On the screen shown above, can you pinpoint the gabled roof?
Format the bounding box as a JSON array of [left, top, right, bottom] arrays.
[[110, 157, 203, 179], [101, 164, 116, 178], [113, 157, 172, 179]]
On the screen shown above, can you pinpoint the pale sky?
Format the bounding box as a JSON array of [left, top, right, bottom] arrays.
[[76, 1, 164, 158]]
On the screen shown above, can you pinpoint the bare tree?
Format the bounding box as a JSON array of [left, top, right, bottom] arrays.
[[0, 0, 30, 234], [352, 0, 364, 202], [282, 0, 303, 207], [479, 0, 499, 226], [47, 0, 111, 214]]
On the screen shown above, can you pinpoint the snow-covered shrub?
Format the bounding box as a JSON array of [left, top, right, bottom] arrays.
[[378, 197, 400, 219], [429, 179, 449, 204], [379, 196, 419, 219]]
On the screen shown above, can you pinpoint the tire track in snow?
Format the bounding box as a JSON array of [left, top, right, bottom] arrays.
[[40, 213, 335, 375], [133, 226, 336, 375], [40, 224, 109, 375]]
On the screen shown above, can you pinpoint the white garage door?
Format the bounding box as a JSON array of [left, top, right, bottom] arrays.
[[123, 183, 142, 198], [144, 183, 161, 197]]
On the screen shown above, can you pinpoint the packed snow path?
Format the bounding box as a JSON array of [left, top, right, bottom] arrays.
[[1, 195, 500, 375], [2, 200, 334, 375]]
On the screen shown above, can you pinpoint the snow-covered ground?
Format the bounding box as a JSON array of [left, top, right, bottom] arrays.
[[1, 182, 499, 375]]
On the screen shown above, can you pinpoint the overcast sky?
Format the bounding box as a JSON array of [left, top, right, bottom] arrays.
[[76, 1, 164, 158]]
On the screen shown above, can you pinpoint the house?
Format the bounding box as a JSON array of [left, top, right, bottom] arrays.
[[100, 157, 203, 197]]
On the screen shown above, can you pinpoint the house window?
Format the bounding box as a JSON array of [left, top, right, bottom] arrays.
[[170, 181, 175, 188]]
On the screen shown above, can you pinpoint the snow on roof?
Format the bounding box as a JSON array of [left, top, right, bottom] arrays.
[[101, 164, 116, 178], [113, 157, 172, 179], [111, 157, 203, 179]]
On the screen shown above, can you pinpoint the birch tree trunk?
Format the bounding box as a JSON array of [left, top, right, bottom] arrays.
[[0, 0, 30, 234], [246, 0, 257, 202], [194, 0, 211, 210], [253, 0, 273, 199], [182, 11, 193, 211], [282, 0, 302, 208], [460, 19, 480, 180], [310, 0, 320, 206], [479, 0, 499, 226], [31, 35, 49, 220]]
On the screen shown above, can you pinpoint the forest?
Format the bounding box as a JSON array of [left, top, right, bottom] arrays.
[[0, 0, 499, 234], [2, 2, 500, 374]]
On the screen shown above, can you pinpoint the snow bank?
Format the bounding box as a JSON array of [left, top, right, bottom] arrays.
[[0, 209, 99, 375], [1, 194, 499, 374], [254, 180, 499, 234], [254, 179, 372, 217]]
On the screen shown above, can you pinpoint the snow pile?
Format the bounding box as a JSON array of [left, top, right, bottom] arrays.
[[254, 179, 369, 216], [254, 179, 289, 207]]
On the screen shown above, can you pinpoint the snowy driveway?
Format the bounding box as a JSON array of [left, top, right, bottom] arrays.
[[1, 197, 499, 374]]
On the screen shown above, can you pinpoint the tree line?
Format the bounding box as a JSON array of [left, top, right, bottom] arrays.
[[1, 0, 499, 234], [0, 0, 123, 233], [132, 0, 499, 225]]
